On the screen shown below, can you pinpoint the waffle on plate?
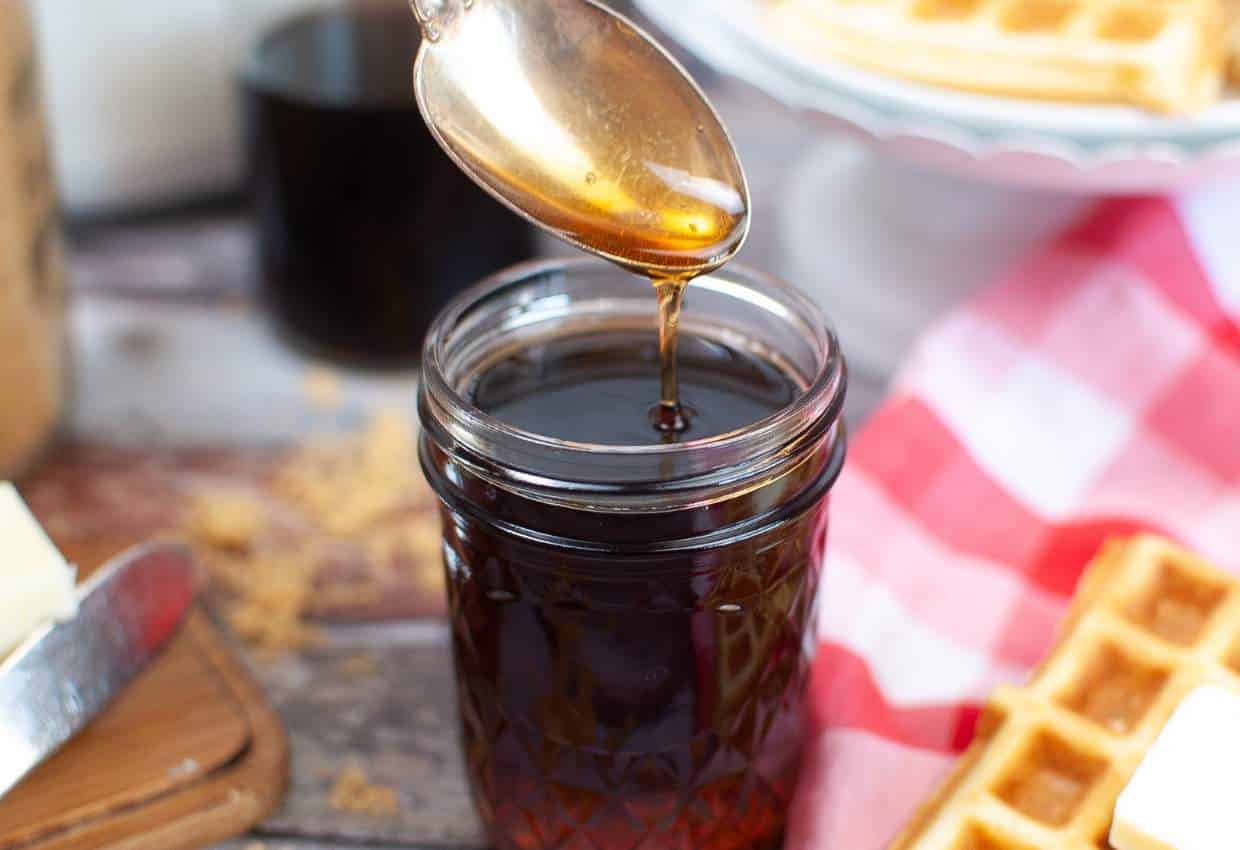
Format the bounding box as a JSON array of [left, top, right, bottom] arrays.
[[1229, 0, 1240, 80], [768, 0, 1230, 112], [889, 535, 1240, 850]]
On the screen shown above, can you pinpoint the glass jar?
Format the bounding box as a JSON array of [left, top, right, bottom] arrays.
[[419, 259, 846, 850], [0, 2, 66, 479], [242, 2, 536, 366]]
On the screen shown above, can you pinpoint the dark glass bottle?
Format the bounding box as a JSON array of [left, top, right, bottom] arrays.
[[244, 7, 536, 367]]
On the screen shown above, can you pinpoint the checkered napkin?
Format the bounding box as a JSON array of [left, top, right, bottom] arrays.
[[789, 186, 1240, 850]]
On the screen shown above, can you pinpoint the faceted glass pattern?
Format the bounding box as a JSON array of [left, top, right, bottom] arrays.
[[440, 501, 831, 850]]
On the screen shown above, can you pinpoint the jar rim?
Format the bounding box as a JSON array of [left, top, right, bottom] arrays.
[[419, 257, 847, 499]]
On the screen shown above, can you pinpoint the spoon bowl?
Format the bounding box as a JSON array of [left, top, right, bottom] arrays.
[[410, 0, 750, 280]]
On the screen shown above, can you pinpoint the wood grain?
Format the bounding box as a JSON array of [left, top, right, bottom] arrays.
[[254, 627, 483, 848], [22, 444, 448, 624], [0, 616, 249, 847], [0, 542, 288, 850]]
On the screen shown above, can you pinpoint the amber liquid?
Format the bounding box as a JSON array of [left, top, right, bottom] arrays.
[[496, 159, 745, 432], [520, 160, 743, 431], [469, 331, 799, 444], [652, 279, 690, 433], [518, 161, 745, 432], [554, 138, 746, 433], [431, 335, 828, 850]]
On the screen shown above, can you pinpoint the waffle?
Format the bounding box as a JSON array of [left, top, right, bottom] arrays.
[[1227, 0, 1240, 81], [888, 535, 1240, 850], [768, 0, 1227, 113]]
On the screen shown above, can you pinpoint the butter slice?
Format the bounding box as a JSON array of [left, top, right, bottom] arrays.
[[1111, 685, 1240, 850], [0, 483, 77, 657]]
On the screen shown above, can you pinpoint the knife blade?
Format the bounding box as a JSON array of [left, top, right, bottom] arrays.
[[0, 542, 197, 800]]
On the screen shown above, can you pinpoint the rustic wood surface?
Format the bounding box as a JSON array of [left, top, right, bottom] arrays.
[[252, 624, 482, 848], [0, 613, 248, 849], [0, 605, 288, 850]]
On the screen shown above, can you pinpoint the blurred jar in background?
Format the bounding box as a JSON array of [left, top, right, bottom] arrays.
[[243, 2, 536, 367], [0, 2, 66, 478]]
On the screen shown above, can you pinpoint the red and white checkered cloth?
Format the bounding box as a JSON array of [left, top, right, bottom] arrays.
[[790, 188, 1240, 850]]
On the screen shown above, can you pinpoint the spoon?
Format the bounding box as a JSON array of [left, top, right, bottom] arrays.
[[409, 0, 750, 280]]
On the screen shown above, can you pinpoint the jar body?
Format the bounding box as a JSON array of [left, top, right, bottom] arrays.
[[419, 260, 846, 850], [428, 457, 834, 850], [0, 3, 66, 479]]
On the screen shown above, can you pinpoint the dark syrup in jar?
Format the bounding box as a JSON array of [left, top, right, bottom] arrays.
[[469, 330, 798, 444], [434, 330, 829, 850]]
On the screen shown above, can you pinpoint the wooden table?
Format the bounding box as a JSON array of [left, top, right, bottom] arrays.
[[29, 7, 946, 849]]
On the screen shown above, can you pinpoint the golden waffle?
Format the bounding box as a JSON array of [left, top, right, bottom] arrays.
[[888, 535, 1240, 850], [1227, 0, 1240, 81], [768, 0, 1227, 113]]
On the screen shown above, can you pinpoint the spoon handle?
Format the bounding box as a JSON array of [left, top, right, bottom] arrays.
[[409, 0, 468, 40]]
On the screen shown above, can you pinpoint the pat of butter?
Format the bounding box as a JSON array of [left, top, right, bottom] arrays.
[[1111, 685, 1240, 850], [0, 483, 77, 658]]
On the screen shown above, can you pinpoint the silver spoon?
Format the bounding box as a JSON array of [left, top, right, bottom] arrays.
[[409, 0, 750, 281]]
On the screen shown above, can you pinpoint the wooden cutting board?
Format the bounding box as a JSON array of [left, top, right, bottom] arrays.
[[0, 539, 288, 850]]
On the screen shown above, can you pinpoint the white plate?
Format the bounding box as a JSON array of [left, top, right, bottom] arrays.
[[633, 0, 1240, 193]]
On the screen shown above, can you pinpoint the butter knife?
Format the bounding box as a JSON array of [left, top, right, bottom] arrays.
[[0, 542, 197, 800]]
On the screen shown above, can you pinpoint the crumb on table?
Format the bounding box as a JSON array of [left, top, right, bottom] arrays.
[[329, 762, 400, 817], [302, 367, 343, 411], [337, 652, 382, 678], [188, 492, 265, 550], [183, 413, 442, 654]]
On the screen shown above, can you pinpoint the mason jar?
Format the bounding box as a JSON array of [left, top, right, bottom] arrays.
[[419, 259, 846, 850], [0, 2, 66, 480]]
